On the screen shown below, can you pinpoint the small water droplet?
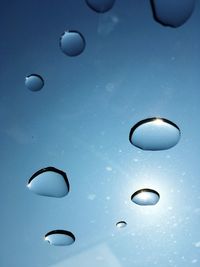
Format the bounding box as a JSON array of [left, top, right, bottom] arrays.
[[44, 230, 75, 246], [85, 0, 115, 13], [25, 74, 44, 92], [131, 188, 160, 206], [116, 221, 127, 228], [27, 167, 69, 198], [129, 118, 181, 151], [151, 0, 195, 28], [60, 30, 86, 57]]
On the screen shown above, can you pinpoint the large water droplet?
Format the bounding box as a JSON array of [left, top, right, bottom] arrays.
[[131, 189, 160, 206], [60, 30, 86, 57], [85, 0, 115, 13], [44, 230, 75, 246], [116, 221, 127, 228], [129, 118, 181, 151], [25, 74, 44, 92], [27, 167, 69, 198], [151, 0, 195, 28]]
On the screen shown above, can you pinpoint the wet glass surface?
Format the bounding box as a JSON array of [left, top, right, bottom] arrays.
[[0, 1, 200, 267]]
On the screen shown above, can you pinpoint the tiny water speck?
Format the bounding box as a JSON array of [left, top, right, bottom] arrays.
[[25, 74, 44, 91], [151, 0, 195, 28], [44, 230, 75, 246], [60, 30, 86, 57], [85, 0, 115, 13], [131, 188, 160, 206], [116, 221, 127, 228], [129, 117, 181, 151], [27, 167, 69, 198]]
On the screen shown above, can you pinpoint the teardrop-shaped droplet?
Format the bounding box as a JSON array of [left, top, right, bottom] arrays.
[[131, 189, 160, 206], [60, 30, 86, 57], [25, 74, 44, 92], [44, 230, 75, 246], [151, 0, 195, 28], [116, 221, 127, 228], [27, 167, 69, 198], [85, 0, 115, 13], [129, 118, 181, 151]]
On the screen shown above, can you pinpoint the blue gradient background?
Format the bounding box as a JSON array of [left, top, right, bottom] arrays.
[[0, 0, 200, 266]]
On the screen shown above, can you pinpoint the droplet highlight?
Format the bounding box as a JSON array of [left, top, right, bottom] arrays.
[[129, 118, 181, 151], [151, 0, 195, 28], [44, 230, 75, 246], [116, 221, 127, 228], [27, 167, 69, 198], [25, 74, 44, 92], [60, 30, 86, 57], [131, 189, 160, 206], [85, 0, 115, 13]]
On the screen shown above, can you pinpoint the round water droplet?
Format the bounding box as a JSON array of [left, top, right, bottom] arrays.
[[85, 0, 115, 13], [131, 189, 160, 206], [129, 118, 181, 151], [151, 0, 195, 28], [25, 74, 44, 92], [116, 221, 127, 228], [44, 230, 75, 246], [60, 30, 86, 57], [27, 167, 70, 198]]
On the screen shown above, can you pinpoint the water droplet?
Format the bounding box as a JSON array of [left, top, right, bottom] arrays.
[[129, 118, 181, 151], [27, 167, 69, 198], [131, 189, 160, 206], [60, 30, 86, 57], [85, 0, 115, 13], [44, 230, 75, 246], [151, 0, 195, 28], [116, 221, 127, 228], [25, 74, 44, 92]]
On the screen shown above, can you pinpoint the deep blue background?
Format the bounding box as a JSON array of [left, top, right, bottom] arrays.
[[0, 0, 200, 266]]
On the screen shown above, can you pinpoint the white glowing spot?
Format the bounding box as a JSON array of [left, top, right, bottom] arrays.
[[195, 241, 200, 248], [192, 259, 198, 264], [138, 191, 149, 201], [88, 194, 96, 200], [106, 166, 112, 172], [153, 118, 165, 125]]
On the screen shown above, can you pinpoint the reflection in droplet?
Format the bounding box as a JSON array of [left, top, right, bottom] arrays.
[[131, 189, 160, 206], [27, 167, 69, 198], [86, 0, 115, 13], [116, 221, 127, 228], [25, 74, 44, 92], [60, 30, 86, 57], [151, 0, 195, 28], [44, 230, 75, 246], [129, 118, 181, 151]]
